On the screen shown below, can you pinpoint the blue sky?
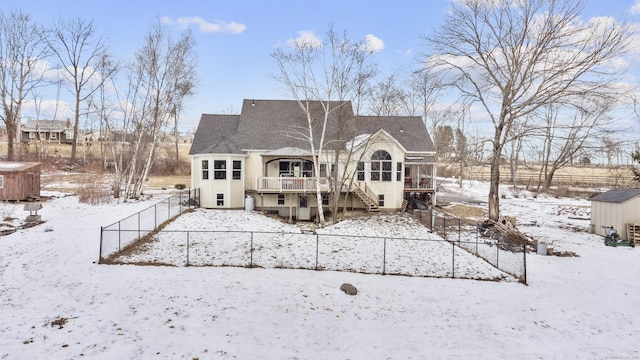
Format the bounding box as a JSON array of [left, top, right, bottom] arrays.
[[3, 0, 640, 132]]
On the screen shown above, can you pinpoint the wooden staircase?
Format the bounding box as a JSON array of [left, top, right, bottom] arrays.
[[352, 183, 379, 212]]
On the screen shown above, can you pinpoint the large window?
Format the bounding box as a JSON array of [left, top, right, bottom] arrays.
[[201, 160, 209, 180], [279, 160, 313, 177], [232, 160, 242, 180], [214, 160, 227, 179], [371, 150, 392, 181]]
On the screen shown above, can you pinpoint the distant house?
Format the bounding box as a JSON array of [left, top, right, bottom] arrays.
[[21, 119, 74, 144], [590, 189, 640, 240], [0, 162, 41, 201], [189, 99, 437, 220]]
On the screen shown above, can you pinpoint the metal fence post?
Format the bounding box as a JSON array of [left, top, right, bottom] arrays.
[[496, 241, 500, 268], [475, 225, 479, 255], [186, 231, 190, 266], [383, 238, 387, 275], [118, 221, 122, 252], [98, 226, 104, 264], [315, 233, 319, 270], [443, 217, 447, 238], [458, 218, 461, 245], [452, 240, 455, 278], [523, 244, 527, 285], [250, 232, 254, 268]]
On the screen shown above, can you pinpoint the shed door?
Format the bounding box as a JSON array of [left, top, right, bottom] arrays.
[[26, 173, 36, 196]]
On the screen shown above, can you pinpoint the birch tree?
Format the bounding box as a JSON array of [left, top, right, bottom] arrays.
[[272, 26, 376, 227], [0, 10, 48, 161], [123, 19, 197, 199], [424, 0, 632, 220]]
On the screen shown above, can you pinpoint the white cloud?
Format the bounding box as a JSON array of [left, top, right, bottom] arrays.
[[286, 31, 322, 48], [162, 16, 246, 34], [364, 34, 384, 53], [632, 0, 640, 15]]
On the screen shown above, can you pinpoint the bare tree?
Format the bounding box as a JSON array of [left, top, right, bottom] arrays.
[[425, 0, 632, 220], [123, 19, 197, 199], [537, 102, 612, 190], [402, 66, 444, 128], [272, 25, 375, 227], [47, 16, 116, 163], [368, 70, 405, 116], [0, 10, 49, 161]]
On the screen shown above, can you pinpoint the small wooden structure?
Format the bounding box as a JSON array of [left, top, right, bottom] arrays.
[[590, 189, 640, 241], [627, 224, 640, 246], [0, 162, 41, 201]]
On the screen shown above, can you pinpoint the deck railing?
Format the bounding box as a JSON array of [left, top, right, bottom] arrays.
[[254, 177, 331, 192]]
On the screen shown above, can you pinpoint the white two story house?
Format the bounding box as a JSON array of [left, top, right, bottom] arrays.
[[189, 99, 436, 221]]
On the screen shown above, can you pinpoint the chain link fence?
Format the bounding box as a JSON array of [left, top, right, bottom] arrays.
[[99, 195, 526, 284], [98, 189, 199, 262], [412, 209, 527, 283], [101, 228, 524, 283]]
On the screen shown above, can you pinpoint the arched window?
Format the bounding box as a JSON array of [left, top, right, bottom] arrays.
[[371, 150, 392, 181]]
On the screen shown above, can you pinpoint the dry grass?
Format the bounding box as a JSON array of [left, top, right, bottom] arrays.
[[76, 176, 114, 205]]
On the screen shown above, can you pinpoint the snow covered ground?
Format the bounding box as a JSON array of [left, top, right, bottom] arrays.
[[109, 208, 512, 281], [1, 181, 638, 359]]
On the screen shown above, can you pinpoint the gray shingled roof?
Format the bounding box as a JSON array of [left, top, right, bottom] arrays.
[[189, 99, 435, 155], [590, 189, 640, 203]]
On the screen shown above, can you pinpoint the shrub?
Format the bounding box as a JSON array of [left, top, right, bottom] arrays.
[[77, 177, 113, 205]]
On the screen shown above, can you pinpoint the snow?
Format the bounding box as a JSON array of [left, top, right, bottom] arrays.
[[1, 182, 639, 359]]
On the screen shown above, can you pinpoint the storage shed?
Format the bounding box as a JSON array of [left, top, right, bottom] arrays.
[[0, 162, 41, 201], [590, 189, 640, 241]]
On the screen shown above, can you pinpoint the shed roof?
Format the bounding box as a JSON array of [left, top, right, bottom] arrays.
[[0, 162, 41, 172], [590, 189, 640, 203]]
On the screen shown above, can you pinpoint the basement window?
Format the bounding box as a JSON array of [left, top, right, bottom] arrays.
[[278, 194, 285, 205], [378, 194, 385, 207], [216, 193, 224, 206], [0, 175, 3, 188]]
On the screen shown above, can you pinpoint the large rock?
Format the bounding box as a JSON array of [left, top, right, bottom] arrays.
[[340, 283, 357, 295]]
